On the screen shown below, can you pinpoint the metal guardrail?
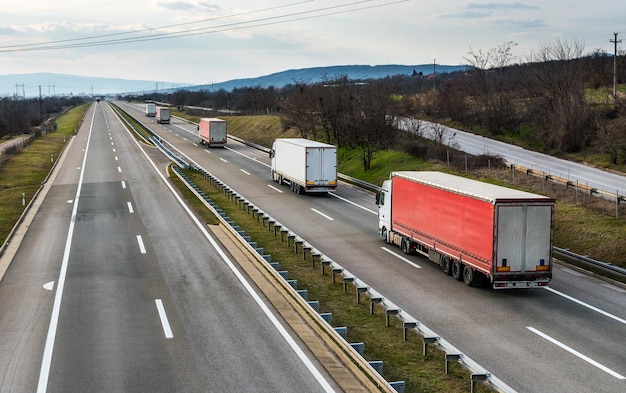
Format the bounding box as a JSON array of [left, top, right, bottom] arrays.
[[553, 247, 626, 276]]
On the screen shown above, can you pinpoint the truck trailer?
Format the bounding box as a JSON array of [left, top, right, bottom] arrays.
[[377, 171, 554, 288], [198, 118, 227, 147], [156, 107, 171, 124], [145, 103, 156, 117], [270, 138, 337, 194]]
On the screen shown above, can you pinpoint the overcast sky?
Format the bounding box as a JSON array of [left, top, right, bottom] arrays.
[[0, 1, 623, 92]]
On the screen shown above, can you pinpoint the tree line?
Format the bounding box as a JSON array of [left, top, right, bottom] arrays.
[[124, 38, 626, 170], [0, 95, 88, 138]]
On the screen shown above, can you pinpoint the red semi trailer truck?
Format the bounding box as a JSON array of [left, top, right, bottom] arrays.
[[377, 171, 554, 289]]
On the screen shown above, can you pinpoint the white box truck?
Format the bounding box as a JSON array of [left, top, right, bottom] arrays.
[[198, 118, 227, 147], [270, 138, 337, 194], [145, 103, 156, 117]]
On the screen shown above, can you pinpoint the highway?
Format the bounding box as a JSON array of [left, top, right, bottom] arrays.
[[120, 101, 626, 393], [402, 118, 626, 197], [0, 103, 345, 392]]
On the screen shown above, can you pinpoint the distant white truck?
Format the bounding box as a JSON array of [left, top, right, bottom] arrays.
[[156, 107, 171, 124], [270, 138, 337, 194], [145, 103, 156, 117], [198, 118, 227, 147]]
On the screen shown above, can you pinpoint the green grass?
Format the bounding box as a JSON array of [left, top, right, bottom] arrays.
[[178, 167, 494, 393], [0, 104, 90, 240]]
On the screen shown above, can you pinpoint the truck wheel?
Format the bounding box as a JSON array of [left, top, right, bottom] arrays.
[[400, 238, 409, 254], [442, 257, 452, 275], [452, 261, 463, 281], [463, 265, 474, 286], [381, 228, 388, 243]]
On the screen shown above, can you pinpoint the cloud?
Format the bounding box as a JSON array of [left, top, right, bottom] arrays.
[[466, 2, 539, 11], [438, 2, 544, 27], [157, 1, 220, 13]]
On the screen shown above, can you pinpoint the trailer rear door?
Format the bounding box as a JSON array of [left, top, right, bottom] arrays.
[[495, 204, 552, 274]]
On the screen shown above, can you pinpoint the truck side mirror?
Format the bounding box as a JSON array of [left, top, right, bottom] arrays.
[[269, 150, 274, 158], [375, 192, 380, 205]]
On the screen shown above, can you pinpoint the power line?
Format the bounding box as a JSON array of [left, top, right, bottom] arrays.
[[0, 1, 408, 53], [0, 0, 316, 50]]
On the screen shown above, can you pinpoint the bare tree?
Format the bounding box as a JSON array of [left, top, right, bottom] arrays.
[[464, 41, 519, 135], [524, 38, 592, 152]]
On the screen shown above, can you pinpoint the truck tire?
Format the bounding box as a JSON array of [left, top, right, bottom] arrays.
[[381, 227, 388, 243], [452, 260, 463, 281], [401, 238, 409, 254], [441, 257, 452, 275], [463, 265, 475, 286]]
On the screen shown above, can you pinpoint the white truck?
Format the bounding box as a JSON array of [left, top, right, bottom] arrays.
[[156, 107, 171, 124], [270, 138, 337, 194], [198, 118, 227, 147], [145, 103, 156, 117]]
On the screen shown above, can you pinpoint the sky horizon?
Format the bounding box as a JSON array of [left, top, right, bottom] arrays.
[[0, 1, 623, 95]]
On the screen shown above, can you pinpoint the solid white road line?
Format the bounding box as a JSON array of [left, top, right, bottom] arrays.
[[527, 327, 626, 379], [544, 287, 626, 325], [155, 299, 174, 339], [37, 104, 97, 393], [381, 247, 422, 269]]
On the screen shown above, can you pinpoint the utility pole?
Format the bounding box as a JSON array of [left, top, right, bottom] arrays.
[[39, 85, 43, 123], [433, 59, 437, 91], [610, 32, 621, 99]]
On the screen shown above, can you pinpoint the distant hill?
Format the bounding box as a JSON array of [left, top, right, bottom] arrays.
[[188, 64, 468, 92], [0, 64, 468, 97]]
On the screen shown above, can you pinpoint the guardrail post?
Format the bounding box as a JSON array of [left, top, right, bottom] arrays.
[[445, 354, 462, 374], [311, 253, 321, 268], [389, 381, 405, 393], [423, 336, 438, 356], [368, 361, 383, 375], [287, 234, 295, 247], [403, 321, 418, 341], [370, 297, 382, 315], [356, 286, 367, 304], [321, 260, 331, 275], [273, 224, 281, 237], [319, 313, 332, 324], [386, 309, 399, 327], [350, 342, 364, 356], [471, 373, 489, 393], [267, 219, 275, 231], [262, 215, 269, 227], [280, 229, 288, 242], [303, 246, 311, 260], [342, 276, 354, 293], [294, 240, 303, 254], [332, 268, 343, 283]]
